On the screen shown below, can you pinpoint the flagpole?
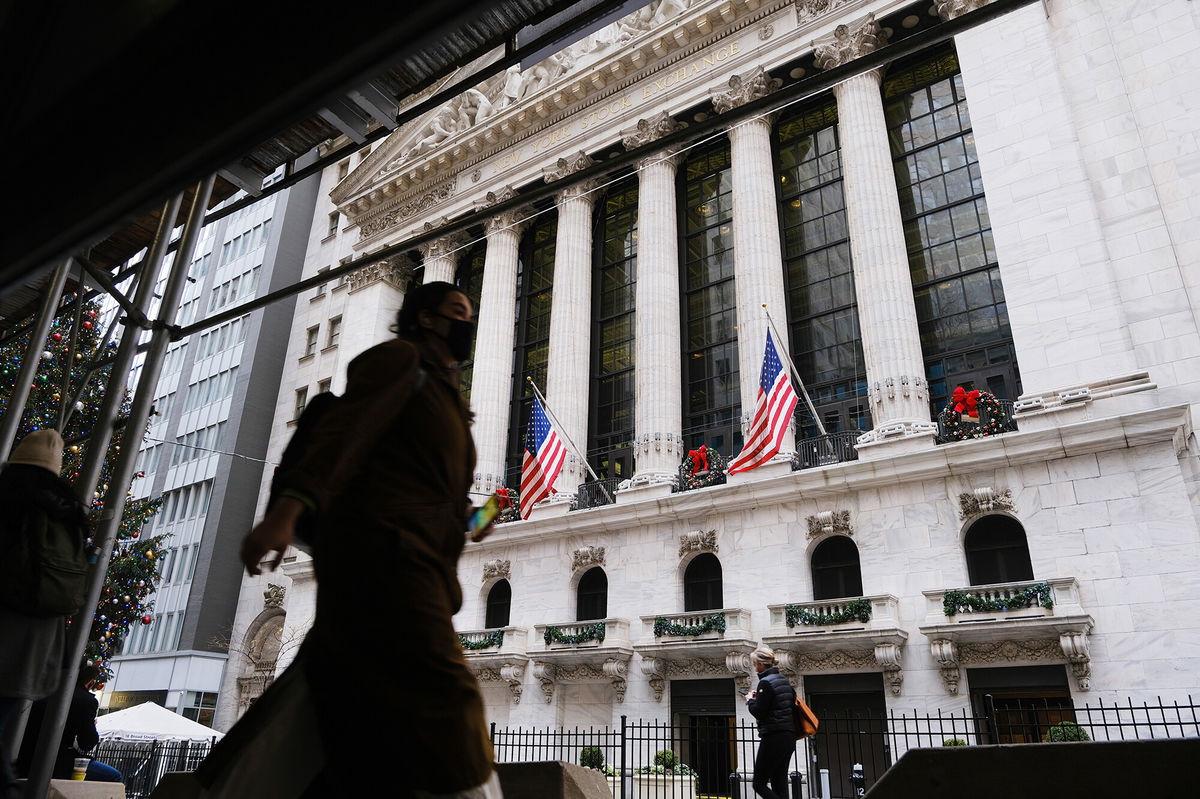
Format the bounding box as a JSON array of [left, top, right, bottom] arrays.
[[761, 304, 827, 437], [527, 378, 614, 503]]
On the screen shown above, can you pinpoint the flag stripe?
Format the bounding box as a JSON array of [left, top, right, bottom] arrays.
[[519, 396, 567, 519], [728, 329, 799, 475]]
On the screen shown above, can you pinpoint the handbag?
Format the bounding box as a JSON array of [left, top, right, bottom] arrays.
[[793, 695, 819, 740]]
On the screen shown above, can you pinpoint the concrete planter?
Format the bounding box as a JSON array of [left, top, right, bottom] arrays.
[[631, 773, 696, 799]]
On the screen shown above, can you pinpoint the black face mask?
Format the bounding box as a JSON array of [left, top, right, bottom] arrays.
[[434, 313, 475, 361]]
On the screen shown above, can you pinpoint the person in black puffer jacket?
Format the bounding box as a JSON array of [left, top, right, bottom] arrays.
[[744, 644, 796, 799]]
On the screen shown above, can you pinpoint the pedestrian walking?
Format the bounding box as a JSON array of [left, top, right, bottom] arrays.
[[744, 644, 796, 799]]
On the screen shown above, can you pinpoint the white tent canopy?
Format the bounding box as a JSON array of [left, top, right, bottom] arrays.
[[96, 702, 224, 741]]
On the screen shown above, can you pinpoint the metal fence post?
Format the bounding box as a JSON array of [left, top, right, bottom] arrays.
[[619, 715, 627, 799], [729, 771, 743, 798], [984, 693, 999, 744], [790, 770, 805, 799]]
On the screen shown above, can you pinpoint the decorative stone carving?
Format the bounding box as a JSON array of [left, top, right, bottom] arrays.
[[786, 649, 878, 672], [603, 658, 629, 703], [543, 151, 595, 184], [641, 655, 734, 701], [532, 661, 557, 704], [875, 643, 903, 696], [795, 0, 855, 22], [812, 17, 888, 71], [481, 186, 535, 235], [856, 420, 938, 445], [641, 657, 667, 702], [933, 0, 993, 20], [633, 431, 685, 464], [620, 111, 684, 150], [758, 24, 774, 41], [679, 529, 718, 558], [416, 222, 470, 260], [499, 663, 525, 704], [725, 651, 755, 691], [571, 545, 606, 573], [263, 584, 285, 609], [958, 487, 1015, 520], [482, 559, 511, 583], [1060, 632, 1092, 691], [959, 639, 1062, 663], [930, 639, 961, 694], [357, 181, 455, 239], [806, 510, 852, 539], [711, 66, 781, 114], [346, 257, 414, 293]]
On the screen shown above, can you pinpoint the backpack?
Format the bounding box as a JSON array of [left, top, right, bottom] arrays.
[[0, 469, 90, 617], [793, 695, 819, 740]]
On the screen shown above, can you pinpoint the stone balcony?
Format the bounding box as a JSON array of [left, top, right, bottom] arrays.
[[762, 595, 909, 696], [633, 608, 757, 700], [528, 618, 634, 703], [457, 626, 530, 704], [918, 577, 1095, 694]]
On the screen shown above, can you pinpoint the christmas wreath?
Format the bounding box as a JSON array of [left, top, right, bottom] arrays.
[[494, 487, 521, 524], [458, 630, 505, 650], [941, 386, 1008, 441], [653, 613, 727, 638], [544, 622, 606, 646], [676, 446, 728, 492], [785, 598, 872, 628]]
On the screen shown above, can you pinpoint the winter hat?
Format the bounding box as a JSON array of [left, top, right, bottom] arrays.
[[9, 429, 65, 475]]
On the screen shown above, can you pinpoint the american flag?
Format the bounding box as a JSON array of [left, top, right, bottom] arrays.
[[520, 395, 567, 519], [728, 328, 799, 474]]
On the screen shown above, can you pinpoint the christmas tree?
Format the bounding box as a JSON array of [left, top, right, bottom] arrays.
[[0, 295, 165, 680]]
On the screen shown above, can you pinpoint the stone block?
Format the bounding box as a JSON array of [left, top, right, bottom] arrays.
[[496, 761, 613, 799], [36, 781, 127, 799]]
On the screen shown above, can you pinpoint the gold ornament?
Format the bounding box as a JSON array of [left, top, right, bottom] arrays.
[[70, 445, 81, 453]]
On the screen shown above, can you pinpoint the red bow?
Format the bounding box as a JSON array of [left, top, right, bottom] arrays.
[[496, 488, 512, 509], [688, 445, 709, 474], [952, 386, 981, 418]]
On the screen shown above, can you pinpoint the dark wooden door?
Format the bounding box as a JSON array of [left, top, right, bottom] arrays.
[[807, 690, 889, 799]]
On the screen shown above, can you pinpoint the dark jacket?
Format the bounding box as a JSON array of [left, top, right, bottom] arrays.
[[747, 666, 796, 736], [17, 682, 101, 779]]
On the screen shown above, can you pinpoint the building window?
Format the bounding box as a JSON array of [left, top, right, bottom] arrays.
[[327, 211, 341, 238], [182, 691, 218, 727], [294, 387, 308, 420], [576, 567, 608, 622], [314, 266, 330, 297], [505, 212, 558, 485], [777, 100, 869, 438], [337, 160, 349, 181], [964, 515, 1034, 585], [485, 580, 512, 629], [681, 142, 739, 456], [885, 48, 1020, 412], [317, 378, 332, 395], [455, 240, 486, 398], [683, 553, 723, 612], [326, 316, 342, 348], [589, 176, 638, 483], [304, 326, 319, 357], [810, 535, 864, 600]]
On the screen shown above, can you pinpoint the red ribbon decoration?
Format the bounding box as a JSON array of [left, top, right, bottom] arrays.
[[688, 445, 710, 474], [496, 487, 513, 509], [951, 386, 981, 418]]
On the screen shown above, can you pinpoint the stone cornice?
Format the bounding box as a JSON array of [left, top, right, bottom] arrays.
[[467, 404, 1192, 549]]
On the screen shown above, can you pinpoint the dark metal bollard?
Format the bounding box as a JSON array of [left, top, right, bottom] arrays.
[[729, 771, 744, 799], [790, 770, 805, 799], [849, 762, 866, 797]]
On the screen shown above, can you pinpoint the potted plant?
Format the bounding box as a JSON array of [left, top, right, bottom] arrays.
[[1043, 721, 1090, 742], [942, 738, 967, 747], [579, 747, 619, 795], [632, 750, 697, 799]]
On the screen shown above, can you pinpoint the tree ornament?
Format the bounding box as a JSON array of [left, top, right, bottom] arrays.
[[52, 332, 63, 342], [41, 350, 54, 360], [141, 615, 153, 625]]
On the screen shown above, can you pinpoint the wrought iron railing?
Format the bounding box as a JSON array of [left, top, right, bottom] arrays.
[[571, 477, 621, 510], [791, 431, 861, 471]]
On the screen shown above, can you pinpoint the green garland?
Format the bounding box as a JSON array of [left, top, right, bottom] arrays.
[[459, 630, 505, 650], [544, 622, 607, 646], [785, 598, 872, 627], [943, 583, 1053, 616], [654, 613, 726, 638], [941, 388, 1009, 441]]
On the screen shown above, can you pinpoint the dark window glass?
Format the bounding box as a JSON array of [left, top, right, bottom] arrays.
[[964, 516, 1034, 585], [576, 567, 608, 621], [682, 143, 740, 456], [589, 177, 637, 481], [811, 535, 864, 600], [506, 214, 558, 485], [777, 101, 869, 439], [683, 553, 723, 612], [485, 580, 512, 629], [885, 49, 1020, 413], [456, 240, 486, 398]]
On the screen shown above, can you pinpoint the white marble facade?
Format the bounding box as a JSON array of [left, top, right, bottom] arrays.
[[215, 0, 1200, 743]]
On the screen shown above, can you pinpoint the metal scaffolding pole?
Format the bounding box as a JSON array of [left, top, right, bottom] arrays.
[[0, 258, 71, 457], [21, 188, 185, 798]]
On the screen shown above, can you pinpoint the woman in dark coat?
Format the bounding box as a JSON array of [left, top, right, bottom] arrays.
[[744, 644, 797, 799], [238, 281, 498, 798]]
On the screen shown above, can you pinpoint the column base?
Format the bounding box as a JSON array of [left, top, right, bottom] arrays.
[[725, 455, 793, 485], [854, 421, 938, 460], [616, 474, 676, 503]]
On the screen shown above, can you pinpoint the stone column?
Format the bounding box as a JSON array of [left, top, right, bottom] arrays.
[[470, 188, 533, 495], [418, 221, 469, 284], [815, 18, 936, 453], [542, 152, 600, 500], [711, 66, 795, 462], [620, 112, 686, 497]]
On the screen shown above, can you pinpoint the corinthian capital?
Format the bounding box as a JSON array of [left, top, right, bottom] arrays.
[[620, 111, 684, 151], [416, 219, 470, 260], [543, 151, 595, 183], [480, 186, 535, 236], [812, 16, 888, 71], [933, 0, 993, 20], [711, 66, 782, 114]]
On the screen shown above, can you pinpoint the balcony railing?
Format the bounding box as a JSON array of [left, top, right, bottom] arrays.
[[571, 477, 621, 511], [457, 626, 528, 656], [531, 618, 632, 652], [791, 431, 861, 471], [936, 398, 1018, 444], [640, 608, 752, 643], [767, 594, 902, 635]]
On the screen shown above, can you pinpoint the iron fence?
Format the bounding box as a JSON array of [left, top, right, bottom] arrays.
[[572, 477, 622, 510], [791, 431, 861, 471], [90, 738, 216, 798], [491, 696, 1200, 799]]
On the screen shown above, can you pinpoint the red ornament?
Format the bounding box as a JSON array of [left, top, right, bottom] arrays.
[[141, 615, 152, 625], [52, 332, 63, 342], [82, 321, 94, 329]]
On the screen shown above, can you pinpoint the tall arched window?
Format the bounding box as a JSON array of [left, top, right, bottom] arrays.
[[811, 536, 863, 600], [683, 553, 723, 611], [964, 516, 1033, 585], [576, 568, 608, 621], [485, 579, 512, 629]]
